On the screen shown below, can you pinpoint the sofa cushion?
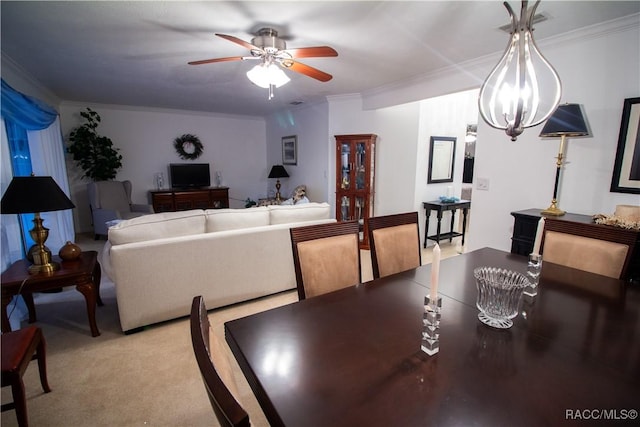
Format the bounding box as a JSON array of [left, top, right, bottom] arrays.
[[205, 207, 270, 232], [269, 202, 331, 225], [108, 209, 206, 245]]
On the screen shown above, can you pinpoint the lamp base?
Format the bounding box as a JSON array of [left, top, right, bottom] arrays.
[[541, 200, 565, 216], [27, 213, 61, 275], [28, 261, 61, 275], [275, 179, 282, 202]]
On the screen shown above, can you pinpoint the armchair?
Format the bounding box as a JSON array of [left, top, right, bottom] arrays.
[[87, 180, 153, 239]]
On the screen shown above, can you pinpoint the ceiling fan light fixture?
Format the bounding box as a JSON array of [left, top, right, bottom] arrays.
[[246, 63, 290, 89], [478, 0, 561, 141]]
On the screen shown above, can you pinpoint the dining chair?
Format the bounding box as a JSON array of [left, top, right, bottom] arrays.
[[290, 220, 361, 300], [190, 296, 250, 427], [368, 211, 422, 279], [1, 326, 51, 427], [541, 230, 629, 279]]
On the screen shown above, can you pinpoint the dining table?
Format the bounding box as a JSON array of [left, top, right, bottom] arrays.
[[224, 247, 640, 427]]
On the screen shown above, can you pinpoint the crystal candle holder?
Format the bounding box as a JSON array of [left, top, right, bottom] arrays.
[[421, 295, 441, 356], [524, 253, 542, 297]]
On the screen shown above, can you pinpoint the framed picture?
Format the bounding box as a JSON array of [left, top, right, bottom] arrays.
[[428, 136, 456, 183], [610, 97, 640, 194], [282, 135, 297, 165]]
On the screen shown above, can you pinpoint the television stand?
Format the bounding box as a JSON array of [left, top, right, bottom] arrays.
[[150, 187, 229, 212]]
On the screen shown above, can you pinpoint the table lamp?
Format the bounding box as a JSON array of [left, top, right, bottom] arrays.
[[268, 165, 289, 202], [1, 176, 76, 274], [539, 103, 590, 216]]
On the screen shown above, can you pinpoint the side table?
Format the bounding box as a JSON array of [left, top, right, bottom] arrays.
[[423, 200, 471, 248], [1, 251, 103, 337]]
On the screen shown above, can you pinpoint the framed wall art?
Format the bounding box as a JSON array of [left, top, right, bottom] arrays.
[[610, 97, 640, 194], [282, 135, 297, 165], [428, 136, 456, 183]]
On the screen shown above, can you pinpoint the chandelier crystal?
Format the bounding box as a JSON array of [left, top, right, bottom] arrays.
[[478, 0, 561, 141]]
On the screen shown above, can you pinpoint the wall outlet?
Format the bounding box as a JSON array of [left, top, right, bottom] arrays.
[[477, 178, 490, 191]]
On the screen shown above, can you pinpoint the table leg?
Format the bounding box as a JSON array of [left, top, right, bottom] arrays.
[[23, 292, 36, 323], [75, 280, 101, 337], [93, 262, 104, 307], [462, 208, 469, 246], [1, 295, 12, 332], [424, 209, 431, 248], [436, 211, 443, 244], [449, 209, 456, 242]]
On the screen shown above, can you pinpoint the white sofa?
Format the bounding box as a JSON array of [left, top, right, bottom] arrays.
[[102, 202, 334, 333]]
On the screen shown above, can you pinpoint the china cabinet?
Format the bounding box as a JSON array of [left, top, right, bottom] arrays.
[[335, 134, 377, 248]]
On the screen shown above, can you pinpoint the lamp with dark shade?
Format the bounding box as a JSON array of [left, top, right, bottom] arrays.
[[539, 103, 590, 216], [1, 176, 76, 274], [268, 165, 289, 202]]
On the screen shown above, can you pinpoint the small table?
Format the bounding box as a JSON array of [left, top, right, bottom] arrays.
[[1, 251, 103, 337], [422, 199, 471, 248]]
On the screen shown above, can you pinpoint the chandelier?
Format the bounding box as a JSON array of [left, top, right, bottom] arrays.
[[478, 0, 562, 141]]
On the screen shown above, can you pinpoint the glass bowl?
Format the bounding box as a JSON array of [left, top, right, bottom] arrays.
[[474, 266, 530, 329]]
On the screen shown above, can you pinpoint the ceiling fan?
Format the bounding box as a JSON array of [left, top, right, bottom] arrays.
[[188, 27, 338, 99]]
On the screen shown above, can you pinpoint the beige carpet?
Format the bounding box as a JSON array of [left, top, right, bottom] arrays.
[[1, 235, 461, 427]]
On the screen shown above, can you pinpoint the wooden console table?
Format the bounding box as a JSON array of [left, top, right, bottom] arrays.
[[511, 208, 640, 282], [422, 200, 471, 248], [150, 187, 229, 212], [1, 251, 103, 337]]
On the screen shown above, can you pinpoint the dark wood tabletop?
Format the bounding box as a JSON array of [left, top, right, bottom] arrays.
[[1, 251, 103, 337], [225, 247, 640, 427]]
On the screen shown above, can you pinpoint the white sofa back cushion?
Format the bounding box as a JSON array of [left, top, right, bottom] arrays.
[[205, 207, 270, 232], [268, 202, 331, 225], [108, 209, 206, 245]]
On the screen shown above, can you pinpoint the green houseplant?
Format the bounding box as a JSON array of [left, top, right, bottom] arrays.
[[67, 108, 122, 181]]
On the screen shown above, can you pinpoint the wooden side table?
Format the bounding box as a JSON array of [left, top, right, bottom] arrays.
[[1, 251, 103, 337], [423, 200, 471, 248]]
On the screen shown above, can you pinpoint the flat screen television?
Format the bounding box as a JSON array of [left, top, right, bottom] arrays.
[[169, 163, 210, 189]]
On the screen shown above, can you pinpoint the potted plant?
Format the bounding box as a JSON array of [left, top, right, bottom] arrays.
[[67, 108, 122, 180]]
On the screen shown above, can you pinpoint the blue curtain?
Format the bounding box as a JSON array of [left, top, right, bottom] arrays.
[[1, 79, 59, 251]]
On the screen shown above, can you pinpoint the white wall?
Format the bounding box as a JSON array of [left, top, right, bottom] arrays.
[[322, 15, 640, 250], [466, 17, 640, 252], [265, 101, 330, 203], [5, 15, 638, 250], [59, 102, 266, 232], [326, 95, 421, 219], [415, 89, 479, 246]]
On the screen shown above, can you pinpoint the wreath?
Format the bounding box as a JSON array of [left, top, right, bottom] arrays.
[[173, 134, 204, 160]]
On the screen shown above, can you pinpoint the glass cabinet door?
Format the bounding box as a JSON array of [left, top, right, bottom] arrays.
[[355, 142, 366, 190], [340, 195, 351, 221], [340, 143, 351, 190], [335, 134, 377, 249]]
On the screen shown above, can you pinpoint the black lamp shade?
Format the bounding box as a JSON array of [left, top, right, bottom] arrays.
[[1, 176, 75, 214], [268, 165, 289, 179], [539, 104, 590, 137]]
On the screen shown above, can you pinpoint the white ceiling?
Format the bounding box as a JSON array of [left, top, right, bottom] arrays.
[[2, 1, 639, 117]]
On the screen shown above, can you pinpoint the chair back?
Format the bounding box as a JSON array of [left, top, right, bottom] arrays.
[[368, 212, 421, 279], [190, 296, 249, 427], [87, 180, 133, 212], [542, 230, 629, 279], [290, 221, 361, 300]]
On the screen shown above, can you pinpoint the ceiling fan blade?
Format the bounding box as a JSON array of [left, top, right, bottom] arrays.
[[286, 46, 338, 58], [283, 60, 333, 82], [215, 33, 261, 52], [188, 56, 244, 65]]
